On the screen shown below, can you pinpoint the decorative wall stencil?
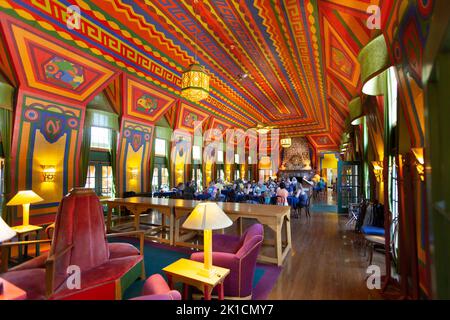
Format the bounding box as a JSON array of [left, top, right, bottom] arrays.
[[308, 134, 336, 149], [44, 56, 85, 89], [117, 118, 154, 195], [323, 17, 360, 90], [282, 137, 312, 170], [1, 18, 116, 104], [175, 102, 209, 133], [125, 76, 176, 122], [11, 94, 83, 223]]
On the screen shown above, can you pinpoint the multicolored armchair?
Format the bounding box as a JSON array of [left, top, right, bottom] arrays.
[[190, 223, 263, 299], [1, 188, 145, 300]]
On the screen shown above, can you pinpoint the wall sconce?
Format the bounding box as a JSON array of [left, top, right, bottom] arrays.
[[42, 165, 56, 182], [411, 148, 425, 181], [130, 168, 138, 180], [371, 161, 383, 182]]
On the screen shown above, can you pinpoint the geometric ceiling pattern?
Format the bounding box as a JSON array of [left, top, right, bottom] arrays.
[[0, 0, 384, 150]]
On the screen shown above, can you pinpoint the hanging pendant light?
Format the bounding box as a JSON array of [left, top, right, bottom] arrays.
[[181, 63, 210, 102], [181, 0, 210, 102]]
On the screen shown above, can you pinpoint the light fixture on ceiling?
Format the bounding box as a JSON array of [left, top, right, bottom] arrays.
[[181, 0, 210, 102], [280, 138, 292, 148]]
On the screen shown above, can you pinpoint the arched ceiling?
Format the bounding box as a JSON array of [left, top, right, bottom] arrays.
[[92, 0, 382, 149], [2, 0, 385, 150]]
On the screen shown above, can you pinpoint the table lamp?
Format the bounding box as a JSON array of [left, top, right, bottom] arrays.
[[6, 190, 43, 226], [182, 202, 232, 277]]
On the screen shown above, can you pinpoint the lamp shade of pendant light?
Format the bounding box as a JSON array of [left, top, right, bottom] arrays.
[[358, 34, 390, 96], [181, 63, 210, 102]]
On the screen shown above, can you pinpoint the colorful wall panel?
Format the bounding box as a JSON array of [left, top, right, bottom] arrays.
[[1, 16, 116, 106], [175, 102, 210, 134], [124, 75, 177, 123], [11, 93, 83, 223], [117, 118, 154, 196]]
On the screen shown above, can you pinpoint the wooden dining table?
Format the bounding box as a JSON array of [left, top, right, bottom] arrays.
[[105, 197, 292, 266]]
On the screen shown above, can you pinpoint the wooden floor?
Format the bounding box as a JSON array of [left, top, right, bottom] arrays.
[[266, 206, 384, 299]]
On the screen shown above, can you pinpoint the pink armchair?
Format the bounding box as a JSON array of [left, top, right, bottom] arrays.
[[131, 274, 181, 300], [190, 223, 263, 299]]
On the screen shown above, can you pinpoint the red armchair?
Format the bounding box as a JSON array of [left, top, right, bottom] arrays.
[[190, 223, 263, 299], [1, 188, 145, 300], [131, 274, 181, 300]]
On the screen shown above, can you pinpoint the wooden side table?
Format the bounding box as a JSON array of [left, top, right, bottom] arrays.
[[163, 258, 229, 300], [0, 277, 27, 300], [11, 225, 43, 261]]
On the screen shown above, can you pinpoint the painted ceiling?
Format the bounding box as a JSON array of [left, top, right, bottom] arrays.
[[0, 0, 386, 150]]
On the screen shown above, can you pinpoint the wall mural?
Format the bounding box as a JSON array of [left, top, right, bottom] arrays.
[[1, 17, 116, 106], [125, 75, 176, 123], [11, 94, 83, 224], [282, 137, 312, 171], [175, 102, 210, 134], [117, 118, 154, 196]]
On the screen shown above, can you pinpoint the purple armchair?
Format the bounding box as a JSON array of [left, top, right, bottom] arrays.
[[131, 274, 181, 300], [190, 223, 263, 299]]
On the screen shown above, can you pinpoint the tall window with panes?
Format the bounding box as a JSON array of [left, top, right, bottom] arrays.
[[85, 126, 114, 197]]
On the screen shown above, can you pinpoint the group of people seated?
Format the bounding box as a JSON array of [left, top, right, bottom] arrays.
[[166, 176, 311, 211]]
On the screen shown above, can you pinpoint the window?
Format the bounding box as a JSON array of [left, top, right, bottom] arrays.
[[161, 167, 169, 187], [155, 138, 167, 157], [101, 166, 113, 197], [193, 145, 201, 161], [234, 169, 240, 180], [152, 167, 159, 192], [217, 168, 225, 181], [90, 127, 112, 150], [217, 150, 224, 163], [85, 164, 113, 197], [85, 165, 96, 189]]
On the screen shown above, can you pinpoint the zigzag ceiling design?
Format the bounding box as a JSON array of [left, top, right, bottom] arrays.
[[0, 0, 384, 149]]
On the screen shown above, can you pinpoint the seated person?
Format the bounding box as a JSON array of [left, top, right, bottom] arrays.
[[183, 181, 196, 200], [276, 182, 289, 206], [295, 185, 308, 208], [263, 191, 272, 205], [207, 181, 218, 200]]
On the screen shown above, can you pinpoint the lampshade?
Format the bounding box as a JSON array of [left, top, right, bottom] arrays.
[[181, 63, 210, 102], [358, 34, 390, 96], [7, 190, 44, 206], [0, 216, 16, 242], [349, 97, 364, 125], [182, 202, 232, 231]]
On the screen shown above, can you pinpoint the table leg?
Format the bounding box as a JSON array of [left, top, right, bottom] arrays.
[[218, 282, 224, 300], [169, 209, 174, 246], [107, 205, 113, 232], [133, 208, 140, 231], [276, 222, 282, 267], [24, 235, 30, 259], [17, 234, 23, 261], [183, 283, 189, 300], [35, 230, 40, 257], [203, 285, 211, 300]]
